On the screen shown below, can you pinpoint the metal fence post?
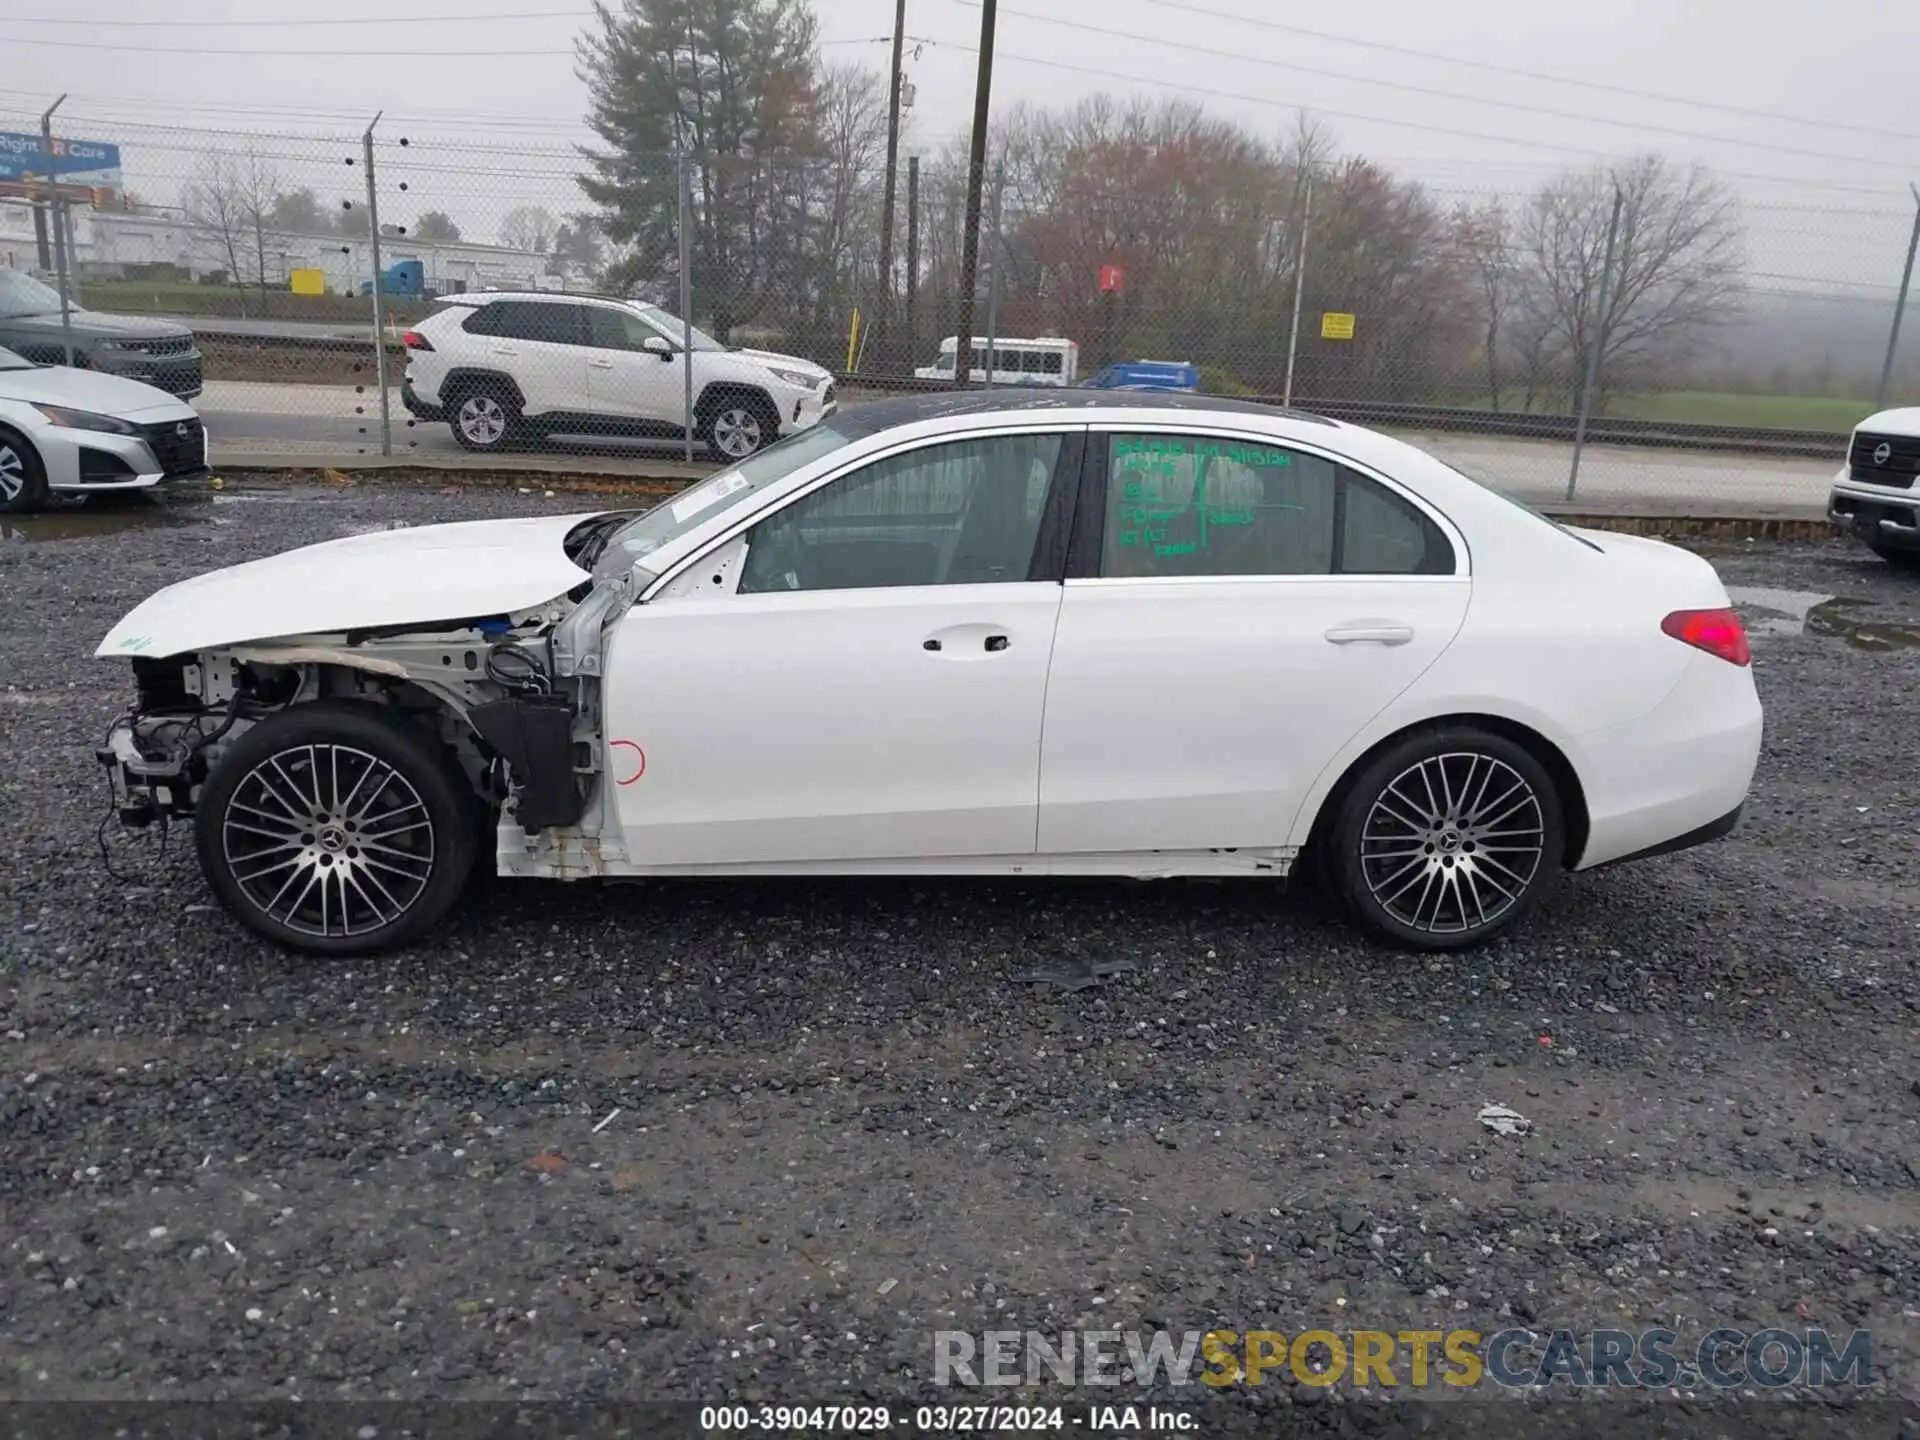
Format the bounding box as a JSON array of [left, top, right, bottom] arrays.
[[1875, 183, 1920, 412], [1282, 174, 1313, 408], [1567, 186, 1625, 502], [40, 95, 76, 368], [678, 152, 695, 463], [982, 162, 1004, 389], [905, 155, 920, 374], [362, 113, 393, 457]]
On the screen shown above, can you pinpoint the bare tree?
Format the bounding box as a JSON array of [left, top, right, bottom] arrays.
[[499, 204, 560, 254], [1454, 198, 1517, 409], [183, 147, 281, 311], [1518, 155, 1745, 408]]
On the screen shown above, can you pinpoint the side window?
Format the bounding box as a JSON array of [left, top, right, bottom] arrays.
[[737, 433, 1066, 593], [1341, 471, 1455, 574], [1102, 433, 1337, 578], [589, 307, 661, 351], [1044, 351, 1064, 375], [1021, 350, 1044, 374], [513, 302, 589, 346], [462, 303, 510, 337]]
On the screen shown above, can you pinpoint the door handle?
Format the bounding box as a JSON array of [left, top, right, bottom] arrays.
[[490, 346, 517, 356], [588, 360, 614, 370], [984, 634, 1010, 652], [1325, 622, 1415, 646]]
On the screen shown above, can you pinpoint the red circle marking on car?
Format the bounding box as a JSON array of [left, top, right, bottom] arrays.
[[611, 740, 646, 786]]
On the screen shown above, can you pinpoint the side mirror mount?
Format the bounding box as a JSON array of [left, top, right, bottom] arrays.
[[642, 335, 675, 361]]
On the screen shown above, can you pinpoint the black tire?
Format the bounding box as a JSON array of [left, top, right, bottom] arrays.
[[0, 426, 49, 515], [698, 389, 781, 459], [1867, 542, 1920, 572], [1325, 726, 1564, 951], [194, 701, 480, 957], [446, 380, 526, 452]]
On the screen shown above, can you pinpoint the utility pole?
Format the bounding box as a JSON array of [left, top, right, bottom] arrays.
[[1282, 173, 1314, 408], [951, 0, 997, 388], [982, 162, 1005, 389], [1875, 182, 1920, 411], [905, 155, 921, 373], [41, 95, 76, 367], [875, 0, 908, 372]]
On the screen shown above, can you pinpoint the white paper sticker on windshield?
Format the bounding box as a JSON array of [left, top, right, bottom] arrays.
[[670, 471, 751, 524]]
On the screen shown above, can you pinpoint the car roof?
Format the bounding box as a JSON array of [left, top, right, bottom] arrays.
[[827, 388, 1338, 438], [435, 291, 634, 309]]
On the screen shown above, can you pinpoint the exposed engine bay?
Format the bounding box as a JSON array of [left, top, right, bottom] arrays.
[[98, 516, 646, 874]]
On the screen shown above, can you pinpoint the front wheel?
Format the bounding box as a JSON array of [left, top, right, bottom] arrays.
[[701, 395, 779, 459], [1325, 727, 1564, 951], [0, 429, 49, 514], [195, 702, 480, 956]]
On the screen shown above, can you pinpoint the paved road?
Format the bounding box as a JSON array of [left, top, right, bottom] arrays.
[[196, 379, 1842, 514], [178, 315, 382, 344]]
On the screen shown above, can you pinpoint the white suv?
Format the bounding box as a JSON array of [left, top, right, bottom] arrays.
[[1827, 405, 1920, 570], [400, 293, 836, 458]]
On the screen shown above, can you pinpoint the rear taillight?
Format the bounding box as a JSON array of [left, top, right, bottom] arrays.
[[1661, 607, 1750, 666], [402, 330, 433, 351]]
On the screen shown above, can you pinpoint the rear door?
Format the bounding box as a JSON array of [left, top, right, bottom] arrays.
[[1036, 426, 1472, 854], [475, 301, 590, 416]]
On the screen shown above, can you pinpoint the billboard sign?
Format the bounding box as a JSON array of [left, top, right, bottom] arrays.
[[0, 132, 124, 192]]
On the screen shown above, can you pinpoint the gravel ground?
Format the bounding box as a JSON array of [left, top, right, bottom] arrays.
[[1, 482, 1917, 1435]]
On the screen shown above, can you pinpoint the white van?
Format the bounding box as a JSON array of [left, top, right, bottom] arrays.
[[914, 336, 1079, 387]]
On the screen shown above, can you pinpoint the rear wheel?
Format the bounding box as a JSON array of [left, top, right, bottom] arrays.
[[448, 383, 524, 451], [0, 428, 49, 514], [195, 702, 479, 956], [1326, 727, 1564, 951]]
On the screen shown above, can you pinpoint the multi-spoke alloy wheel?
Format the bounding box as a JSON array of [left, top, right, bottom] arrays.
[[1328, 728, 1564, 951], [222, 744, 435, 939], [709, 406, 766, 458], [196, 703, 478, 956], [1359, 752, 1544, 936]]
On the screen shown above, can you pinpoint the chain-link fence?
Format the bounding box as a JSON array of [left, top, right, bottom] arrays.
[[4, 107, 1917, 509]]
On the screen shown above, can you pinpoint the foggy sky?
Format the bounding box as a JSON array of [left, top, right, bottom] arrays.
[[6, 0, 1917, 290]]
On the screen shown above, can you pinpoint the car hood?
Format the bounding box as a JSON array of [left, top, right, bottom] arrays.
[[0, 364, 198, 418], [96, 511, 605, 660], [3, 308, 194, 341], [733, 347, 832, 381], [1858, 406, 1920, 433]]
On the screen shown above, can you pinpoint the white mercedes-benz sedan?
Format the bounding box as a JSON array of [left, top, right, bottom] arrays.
[[94, 392, 1763, 957]]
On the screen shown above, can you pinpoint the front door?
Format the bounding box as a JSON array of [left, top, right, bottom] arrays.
[[585, 306, 686, 430], [1037, 427, 1472, 854], [602, 428, 1080, 867]]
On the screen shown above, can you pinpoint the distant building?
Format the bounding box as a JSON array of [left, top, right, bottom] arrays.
[[0, 202, 557, 294]]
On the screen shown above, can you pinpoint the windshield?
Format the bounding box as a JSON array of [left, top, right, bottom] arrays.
[[591, 421, 858, 579], [632, 303, 726, 352], [0, 270, 66, 319], [1433, 456, 1603, 551]]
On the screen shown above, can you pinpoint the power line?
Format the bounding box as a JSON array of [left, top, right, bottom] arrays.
[[950, 0, 1916, 171], [11, 7, 585, 25], [942, 41, 1910, 199], [6, 34, 878, 57], [1128, 0, 1920, 146]]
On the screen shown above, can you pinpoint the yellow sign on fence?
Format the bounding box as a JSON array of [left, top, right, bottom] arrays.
[[290, 268, 326, 296], [1320, 311, 1356, 341]]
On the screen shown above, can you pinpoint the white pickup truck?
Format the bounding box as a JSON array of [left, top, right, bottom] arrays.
[[1828, 407, 1920, 568]]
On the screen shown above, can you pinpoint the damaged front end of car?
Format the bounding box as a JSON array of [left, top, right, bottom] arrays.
[[97, 566, 639, 854]]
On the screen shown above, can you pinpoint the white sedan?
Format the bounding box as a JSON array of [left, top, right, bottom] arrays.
[[94, 393, 1763, 957]]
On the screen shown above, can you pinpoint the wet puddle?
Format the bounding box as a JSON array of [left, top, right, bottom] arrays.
[[1727, 586, 1920, 652], [0, 500, 206, 544]]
